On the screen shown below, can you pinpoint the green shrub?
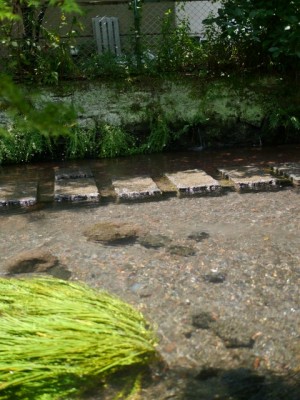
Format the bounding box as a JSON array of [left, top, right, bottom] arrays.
[[140, 114, 170, 153], [80, 52, 129, 79], [204, 0, 300, 72], [0, 2, 82, 83], [0, 129, 52, 164], [99, 124, 136, 158], [156, 9, 204, 73], [65, 128, 97, 159]]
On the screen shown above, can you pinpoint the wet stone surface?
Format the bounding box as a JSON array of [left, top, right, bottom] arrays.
[[272, 162, 300, 186], [83, 221, 142, 245], [0, 181, 37, 206], [0, 188, 299, 399], [137, 234, 171, 249], [167, 244, 197, 257], [2, 248, 71, 279], [165, 169, 221, 195], [112, 176, 162, 200], [3, 248, 59, 274], [219, 166, 277, 191]]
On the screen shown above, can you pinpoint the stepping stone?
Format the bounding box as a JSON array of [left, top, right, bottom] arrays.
[[55, 167, 94, 180], [164, 169, 221, 195], [271, 163, 300, 186], [54, 167, 99, 202], [112, 176, 161, 200], [218, 166, 277, 190], [0, 181, 37, 206]]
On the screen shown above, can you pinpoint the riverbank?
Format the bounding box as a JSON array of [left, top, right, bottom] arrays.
[[1, 74, 299, 165]]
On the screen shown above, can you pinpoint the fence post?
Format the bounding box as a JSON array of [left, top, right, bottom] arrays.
[[131, 0, 143, 70]]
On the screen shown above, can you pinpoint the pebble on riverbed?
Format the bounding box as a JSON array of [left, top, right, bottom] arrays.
[[167, 244, 197, 257], [191, 311, 217, 329], [212, 319, 256, 349], [187, 231, 210, 242], [203, 273, 227, 283]]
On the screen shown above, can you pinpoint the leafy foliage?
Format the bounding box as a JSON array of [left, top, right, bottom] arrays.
[[65, 127, 97, 159], [0, 1, 82, 83], [0, 2, 81, 160], [0, 75, 77, 137], [99, 124, 136, 158], [0, 128, 51, 164], [141, 113, 170, 153], [80, 52, 129, 79], [204, 0, 300, 71], [156, 9, 204, 72]]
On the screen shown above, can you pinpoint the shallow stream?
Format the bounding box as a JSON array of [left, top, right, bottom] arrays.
[[0, 145, 299, 399]]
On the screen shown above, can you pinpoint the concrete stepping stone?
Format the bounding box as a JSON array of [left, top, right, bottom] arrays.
[[271, 163, 300, 186], [218, 166, 277, 190], [55, 167, 94, 180], [112, 176, 162, 200], [164, 169, 221, 195], [0, 181, 37, 206], [54, 167, 99, 202]]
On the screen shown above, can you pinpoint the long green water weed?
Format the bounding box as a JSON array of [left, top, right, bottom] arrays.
[[0, 277, 158, 399]]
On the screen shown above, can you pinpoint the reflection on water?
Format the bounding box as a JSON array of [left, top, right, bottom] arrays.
[[1, 144, 299, 177], [0, 144, 299, 214]]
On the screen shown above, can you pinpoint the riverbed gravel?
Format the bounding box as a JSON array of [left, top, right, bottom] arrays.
[[0, 188, 299, 399]]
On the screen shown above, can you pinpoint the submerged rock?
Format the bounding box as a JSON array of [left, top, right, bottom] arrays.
[[3, 248, 71, 280], [138, 234, 171, 249], [188, 231, 210, 242], [83, 222, 141, 245], [47, 265, 72, 280], [212, 320, 255, 349], [4, 249, 59, 275], [167, 244, 196, 257], [191, 311, 217, 330], [203, 273, 226, 284]]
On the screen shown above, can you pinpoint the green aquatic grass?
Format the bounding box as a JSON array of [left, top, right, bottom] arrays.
[[0, 277, 158, 399]]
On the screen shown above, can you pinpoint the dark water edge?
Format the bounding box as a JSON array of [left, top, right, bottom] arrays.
[[1, 143, 300, 176]]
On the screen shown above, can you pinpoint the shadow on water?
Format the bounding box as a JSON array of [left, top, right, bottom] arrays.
[[78, 364, 300, 400], [138, 366, 300, 400], [89, 144, 300, 179], [2, 364, 299, 400]]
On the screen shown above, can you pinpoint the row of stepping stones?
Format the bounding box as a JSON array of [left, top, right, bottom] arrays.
[[0, 163, 299, 207]]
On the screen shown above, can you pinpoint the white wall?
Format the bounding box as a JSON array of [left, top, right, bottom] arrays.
[[175, 1, 221, 37]]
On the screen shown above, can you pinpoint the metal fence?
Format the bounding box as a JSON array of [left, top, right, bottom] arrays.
[[0, 1, 222, 75]]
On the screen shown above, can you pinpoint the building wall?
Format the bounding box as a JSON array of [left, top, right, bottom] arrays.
[[3, 1, 218, 55], [41, 0, 175, 52], [175, 1, 221, 38]]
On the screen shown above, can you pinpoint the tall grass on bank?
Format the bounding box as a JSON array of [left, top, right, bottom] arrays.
[[0, 277, 158, 399]]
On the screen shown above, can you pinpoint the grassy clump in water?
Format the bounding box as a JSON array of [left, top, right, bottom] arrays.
[[0, 277, 158, 399]]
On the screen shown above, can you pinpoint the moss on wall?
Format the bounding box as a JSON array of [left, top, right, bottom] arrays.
[[0, 75, 299, 164]]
